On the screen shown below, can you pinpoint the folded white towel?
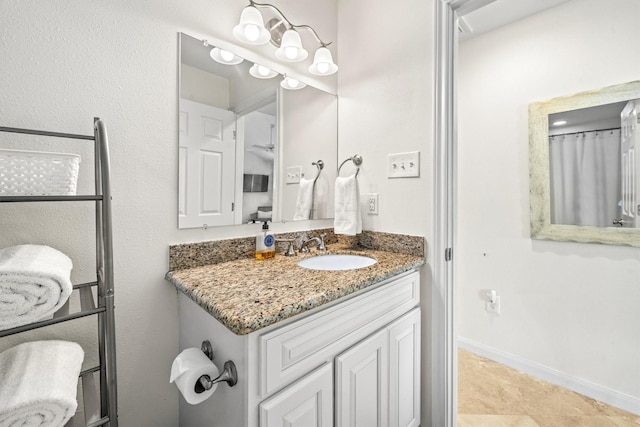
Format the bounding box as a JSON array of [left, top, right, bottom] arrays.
[[334, 174, 362, 235], [0, 245, 73, 331], [0, 340, 84, 427], [293, 178, 314, 220]]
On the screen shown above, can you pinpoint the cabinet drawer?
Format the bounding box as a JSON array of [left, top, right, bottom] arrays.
[[259, 271, 419, 396]]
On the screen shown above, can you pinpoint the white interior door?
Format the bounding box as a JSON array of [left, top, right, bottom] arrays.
[[620, 99, 639, 228], [179, 99, 236, 228]]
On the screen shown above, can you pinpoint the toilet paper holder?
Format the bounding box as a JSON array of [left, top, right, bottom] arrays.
[[195, 340, 238, 393]]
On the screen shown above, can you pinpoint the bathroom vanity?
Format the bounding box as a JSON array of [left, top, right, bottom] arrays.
[[166, 231, 424, 427]]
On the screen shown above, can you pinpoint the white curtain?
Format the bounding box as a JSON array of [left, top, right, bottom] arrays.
[[549, 129, 621, 227]]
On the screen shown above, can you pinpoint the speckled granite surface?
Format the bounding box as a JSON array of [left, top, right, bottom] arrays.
[[166, 230, 425, 335]]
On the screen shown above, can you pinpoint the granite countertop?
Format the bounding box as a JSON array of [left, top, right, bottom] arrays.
[[166, 241, 424, 336]]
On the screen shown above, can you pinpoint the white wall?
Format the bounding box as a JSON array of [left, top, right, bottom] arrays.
[[0, 0, 336, 425], [336, 0, 435, 422], [458, 0, 640, 409]]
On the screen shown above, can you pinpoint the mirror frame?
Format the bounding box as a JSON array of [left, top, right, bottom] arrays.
[[528, 80, 640, 247]]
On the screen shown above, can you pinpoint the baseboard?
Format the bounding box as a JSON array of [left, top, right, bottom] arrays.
[[457, 337, 640, 416]]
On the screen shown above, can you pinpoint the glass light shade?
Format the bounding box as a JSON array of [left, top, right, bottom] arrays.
[[249, 63, 278, 79], [308, 47, 338, 76], [210, 47, 244, 65], [275, 30, 308, 62], [280, 76, 306, 90], [233, 6, 270, 45]]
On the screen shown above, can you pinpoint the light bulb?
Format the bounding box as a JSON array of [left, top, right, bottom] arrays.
[[244, 24, 260, 42], [284, 46, 298, 60], [219, 50, 235, 62], [287, 78, 300, 88], [308, 47, 337, 76], [257, 65, 270, 77], [275, 30, 307, 62], [316, 62, 330, 74]]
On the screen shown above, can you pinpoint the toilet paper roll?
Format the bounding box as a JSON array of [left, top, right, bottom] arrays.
[[170, 347, 220, 405]]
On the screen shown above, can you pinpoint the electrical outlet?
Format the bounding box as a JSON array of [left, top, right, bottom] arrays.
[[486, 296, 501, 315], [367, 193, 379, 215]]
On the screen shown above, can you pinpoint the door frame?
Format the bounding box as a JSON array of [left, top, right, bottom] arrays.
[[432, 1, 495, 425]]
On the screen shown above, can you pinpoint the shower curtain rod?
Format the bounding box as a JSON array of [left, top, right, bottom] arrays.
[[549, 126, 621, 138]]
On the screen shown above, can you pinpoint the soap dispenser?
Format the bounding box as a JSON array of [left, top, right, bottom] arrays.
[[255, 221, 275, 260]]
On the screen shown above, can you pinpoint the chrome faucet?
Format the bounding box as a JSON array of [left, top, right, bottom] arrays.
[[300, 233, 327, 253], [276, 238, 297, 256]]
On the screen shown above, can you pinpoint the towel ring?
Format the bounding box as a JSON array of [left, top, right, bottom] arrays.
[[338, 154, 363, 177], [312, 160, 324, 183]]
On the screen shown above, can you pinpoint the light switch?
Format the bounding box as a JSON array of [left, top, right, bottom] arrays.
[[286, 166, 302, 184], [387, 151, 420, 178]]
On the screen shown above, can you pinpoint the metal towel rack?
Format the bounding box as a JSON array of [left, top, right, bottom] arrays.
[[309, 160, 324, 220], [312, 160, 324, 184], [0, 118, 118, 427], [338, 154, 363, 177]]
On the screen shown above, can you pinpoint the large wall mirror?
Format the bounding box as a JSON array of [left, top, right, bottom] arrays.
[[178, 32, 337, 229], [529, 80, 640, 246]]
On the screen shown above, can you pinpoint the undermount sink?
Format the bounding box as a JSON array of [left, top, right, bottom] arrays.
[[297, 254, 377, 271]]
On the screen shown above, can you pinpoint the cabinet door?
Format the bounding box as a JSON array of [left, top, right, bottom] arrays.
[[259, 363, 333, 427], [335, 328, 389, 427], [389, 308, 421, 427]]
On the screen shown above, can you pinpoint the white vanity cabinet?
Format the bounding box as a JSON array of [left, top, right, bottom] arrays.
[[177, 270, 420, 427]]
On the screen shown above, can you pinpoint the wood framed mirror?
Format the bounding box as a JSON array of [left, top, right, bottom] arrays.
[[529, 80, 640, 246]]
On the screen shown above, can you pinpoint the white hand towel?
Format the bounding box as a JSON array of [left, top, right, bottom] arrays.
[[293, 178, 314, 220], [0, 340, 84, 427], [314, 177, 329, 219], [0, 245, 73, 331], [334, 174, 362, 235]]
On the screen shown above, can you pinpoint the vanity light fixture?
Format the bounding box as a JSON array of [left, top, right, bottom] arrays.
[[280, 76, 306, 90], [233, 5, 271, 45], [233, 0, 337, 75], [249, 63, 278, 79], [210, 47, 244, 65], [308, 46, 338, 76], [274, 30, 308, 62]]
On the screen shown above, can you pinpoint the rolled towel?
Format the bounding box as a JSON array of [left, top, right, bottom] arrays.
[[293, 178, 314, 220], [0, 245, 73, 331], [0, 340, 84, 426], [334, 174, 362, 235]]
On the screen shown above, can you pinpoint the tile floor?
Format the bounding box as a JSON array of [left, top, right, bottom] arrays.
[[458, 349, 640, 427]]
